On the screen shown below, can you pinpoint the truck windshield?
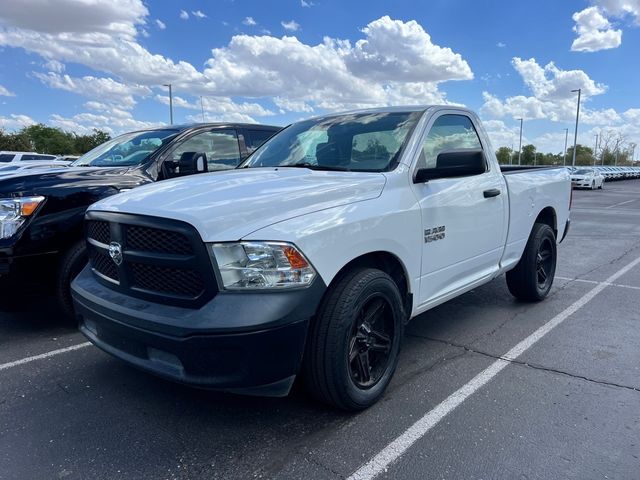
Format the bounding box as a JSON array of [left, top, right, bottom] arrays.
[[72, 129, 179, 167], [240, 111, 421, 172]]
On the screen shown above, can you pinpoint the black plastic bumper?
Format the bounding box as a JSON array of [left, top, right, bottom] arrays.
[[71, 266, 326, 396], [0, 251, 58, 286]]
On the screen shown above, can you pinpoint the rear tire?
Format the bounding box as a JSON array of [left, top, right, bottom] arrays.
[[303, 268, 404, 411], [506, 223, 557, 302], [56, 240, 88, 319]]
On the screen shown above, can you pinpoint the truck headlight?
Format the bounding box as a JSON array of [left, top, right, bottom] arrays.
[[0, 196, 45, 239], [211, 242, 316, 290]]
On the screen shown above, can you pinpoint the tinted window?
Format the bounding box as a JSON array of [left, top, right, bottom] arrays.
[[22, 154, 56, 161], [171, 129, 241, 171], [73, 129, 178, 167], [242, 112, 421, 172], [419, 115, 482, 169], [0, 154, 14, 163], [245, 129, 277, 152]]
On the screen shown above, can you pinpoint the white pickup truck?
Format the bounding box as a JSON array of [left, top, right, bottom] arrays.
[[71, 106, 571, 410]]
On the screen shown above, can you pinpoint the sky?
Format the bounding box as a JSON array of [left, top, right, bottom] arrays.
[[0, 0, 638, 156]]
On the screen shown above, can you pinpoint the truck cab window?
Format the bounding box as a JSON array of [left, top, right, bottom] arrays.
[[171, 130, 241, 171], [245, 129, 276, 153], [419, 115, 482, 169]]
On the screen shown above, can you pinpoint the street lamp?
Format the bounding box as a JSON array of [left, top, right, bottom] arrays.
[[571, 88, 581, 167], [163, 83, 173, 125], [563, 128, 569, 166], [518, 118, 523, 165]]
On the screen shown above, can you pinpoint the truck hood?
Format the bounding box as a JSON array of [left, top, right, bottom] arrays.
[[90, 167, 386, 241], [0, 166, 143, 196]]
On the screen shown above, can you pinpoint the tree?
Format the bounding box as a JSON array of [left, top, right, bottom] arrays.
[[73, 129, 111, 154], [566, 144, 594, 166], [22, 124, 75, 155], [0, 125, 111, 155], [495, 146, 512, 165], [521, 144, 536, 165]]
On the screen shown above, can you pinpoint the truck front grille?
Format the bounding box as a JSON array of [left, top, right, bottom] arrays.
[[84, 212, 217, 308]]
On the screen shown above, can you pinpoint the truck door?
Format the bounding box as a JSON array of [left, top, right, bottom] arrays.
[[412, 112, 506, 306]]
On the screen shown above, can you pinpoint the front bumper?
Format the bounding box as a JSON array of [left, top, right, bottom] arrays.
[[571, 180, 592, 188], [0, 251, 58, 286], [71, 266, 326, 396]]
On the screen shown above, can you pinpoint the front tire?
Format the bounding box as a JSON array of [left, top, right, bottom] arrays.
[[56, 240, 88, 319], [506, 223, 557, 302], [303, 268, 404, 411], [591, 181, 596, 190]]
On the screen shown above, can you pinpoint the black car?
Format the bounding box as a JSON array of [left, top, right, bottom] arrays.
[[0, 123, 281, 317]]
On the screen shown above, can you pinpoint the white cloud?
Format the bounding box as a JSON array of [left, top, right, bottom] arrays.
[[512, 57, 606, 99], [192, 10, 207, 19], [281, 20, 300, 31], [301, 0, 314, 7], [0, 7, 474, 127], [346, 16, 473, 83], [155, 94, 274, 120], [43, 59, 64, 72], [0, 84, 15, 96], [179, 10, 189, 20], [35, 72, 151, 109], [50, 112, 161, 134], [202, 16, 472, 110], [0, 113, 36, 130], [0, 0, 147, 36], [497, 42, 506, 48], [273, 96, 314, 113], [481, 58, 615, 125], [571, 7, 622, 52], [243, 17, 257, 26], [594, 0, 640, 23], [155, 19, 166, 30], [624, 108, 640, 122]]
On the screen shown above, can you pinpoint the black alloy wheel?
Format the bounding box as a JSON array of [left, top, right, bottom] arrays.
[[536, 237, 554, 291], [348, 295, 394, 389]]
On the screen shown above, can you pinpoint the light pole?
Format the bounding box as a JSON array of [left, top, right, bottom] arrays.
[[510, 143, 514, 165], [200, 96, 205, 122], [518, 118, 523, 165], [594, 134, 598, 166], [163, 83, 173, 125], [571, 88, 581, 167], [563, 128, 569, 166]]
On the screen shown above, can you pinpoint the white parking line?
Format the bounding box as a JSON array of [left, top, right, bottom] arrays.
[[0, 342, 92, 372], [555, 276, 640, 291], [605, 199, 636, 209], [348, 255, 640, 480]]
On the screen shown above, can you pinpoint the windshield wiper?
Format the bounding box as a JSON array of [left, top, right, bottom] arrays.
[[281, 162, 351, 172]]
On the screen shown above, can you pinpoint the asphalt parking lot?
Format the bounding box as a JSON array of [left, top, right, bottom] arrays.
[[2, 180, 639, 480]]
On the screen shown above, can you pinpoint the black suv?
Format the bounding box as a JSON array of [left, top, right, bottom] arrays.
[[0, 123, 280, 316]]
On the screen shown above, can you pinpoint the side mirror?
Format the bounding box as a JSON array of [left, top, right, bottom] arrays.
[[414, 149, 486, 183], [178, 152, 208, 176]]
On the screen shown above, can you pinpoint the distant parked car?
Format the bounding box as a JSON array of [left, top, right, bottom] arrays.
[[0, 151, 59, 163], [571, 168, 604, 189]]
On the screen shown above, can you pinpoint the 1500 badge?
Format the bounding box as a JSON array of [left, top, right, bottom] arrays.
[[425, 225, 446, 243]]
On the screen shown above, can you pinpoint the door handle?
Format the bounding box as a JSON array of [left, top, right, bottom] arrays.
[[483, 188, 501, 198]]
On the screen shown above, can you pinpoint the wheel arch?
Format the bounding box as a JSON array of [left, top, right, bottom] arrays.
[[328, 251, 412, 319], [534, 206, 557, 239]]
